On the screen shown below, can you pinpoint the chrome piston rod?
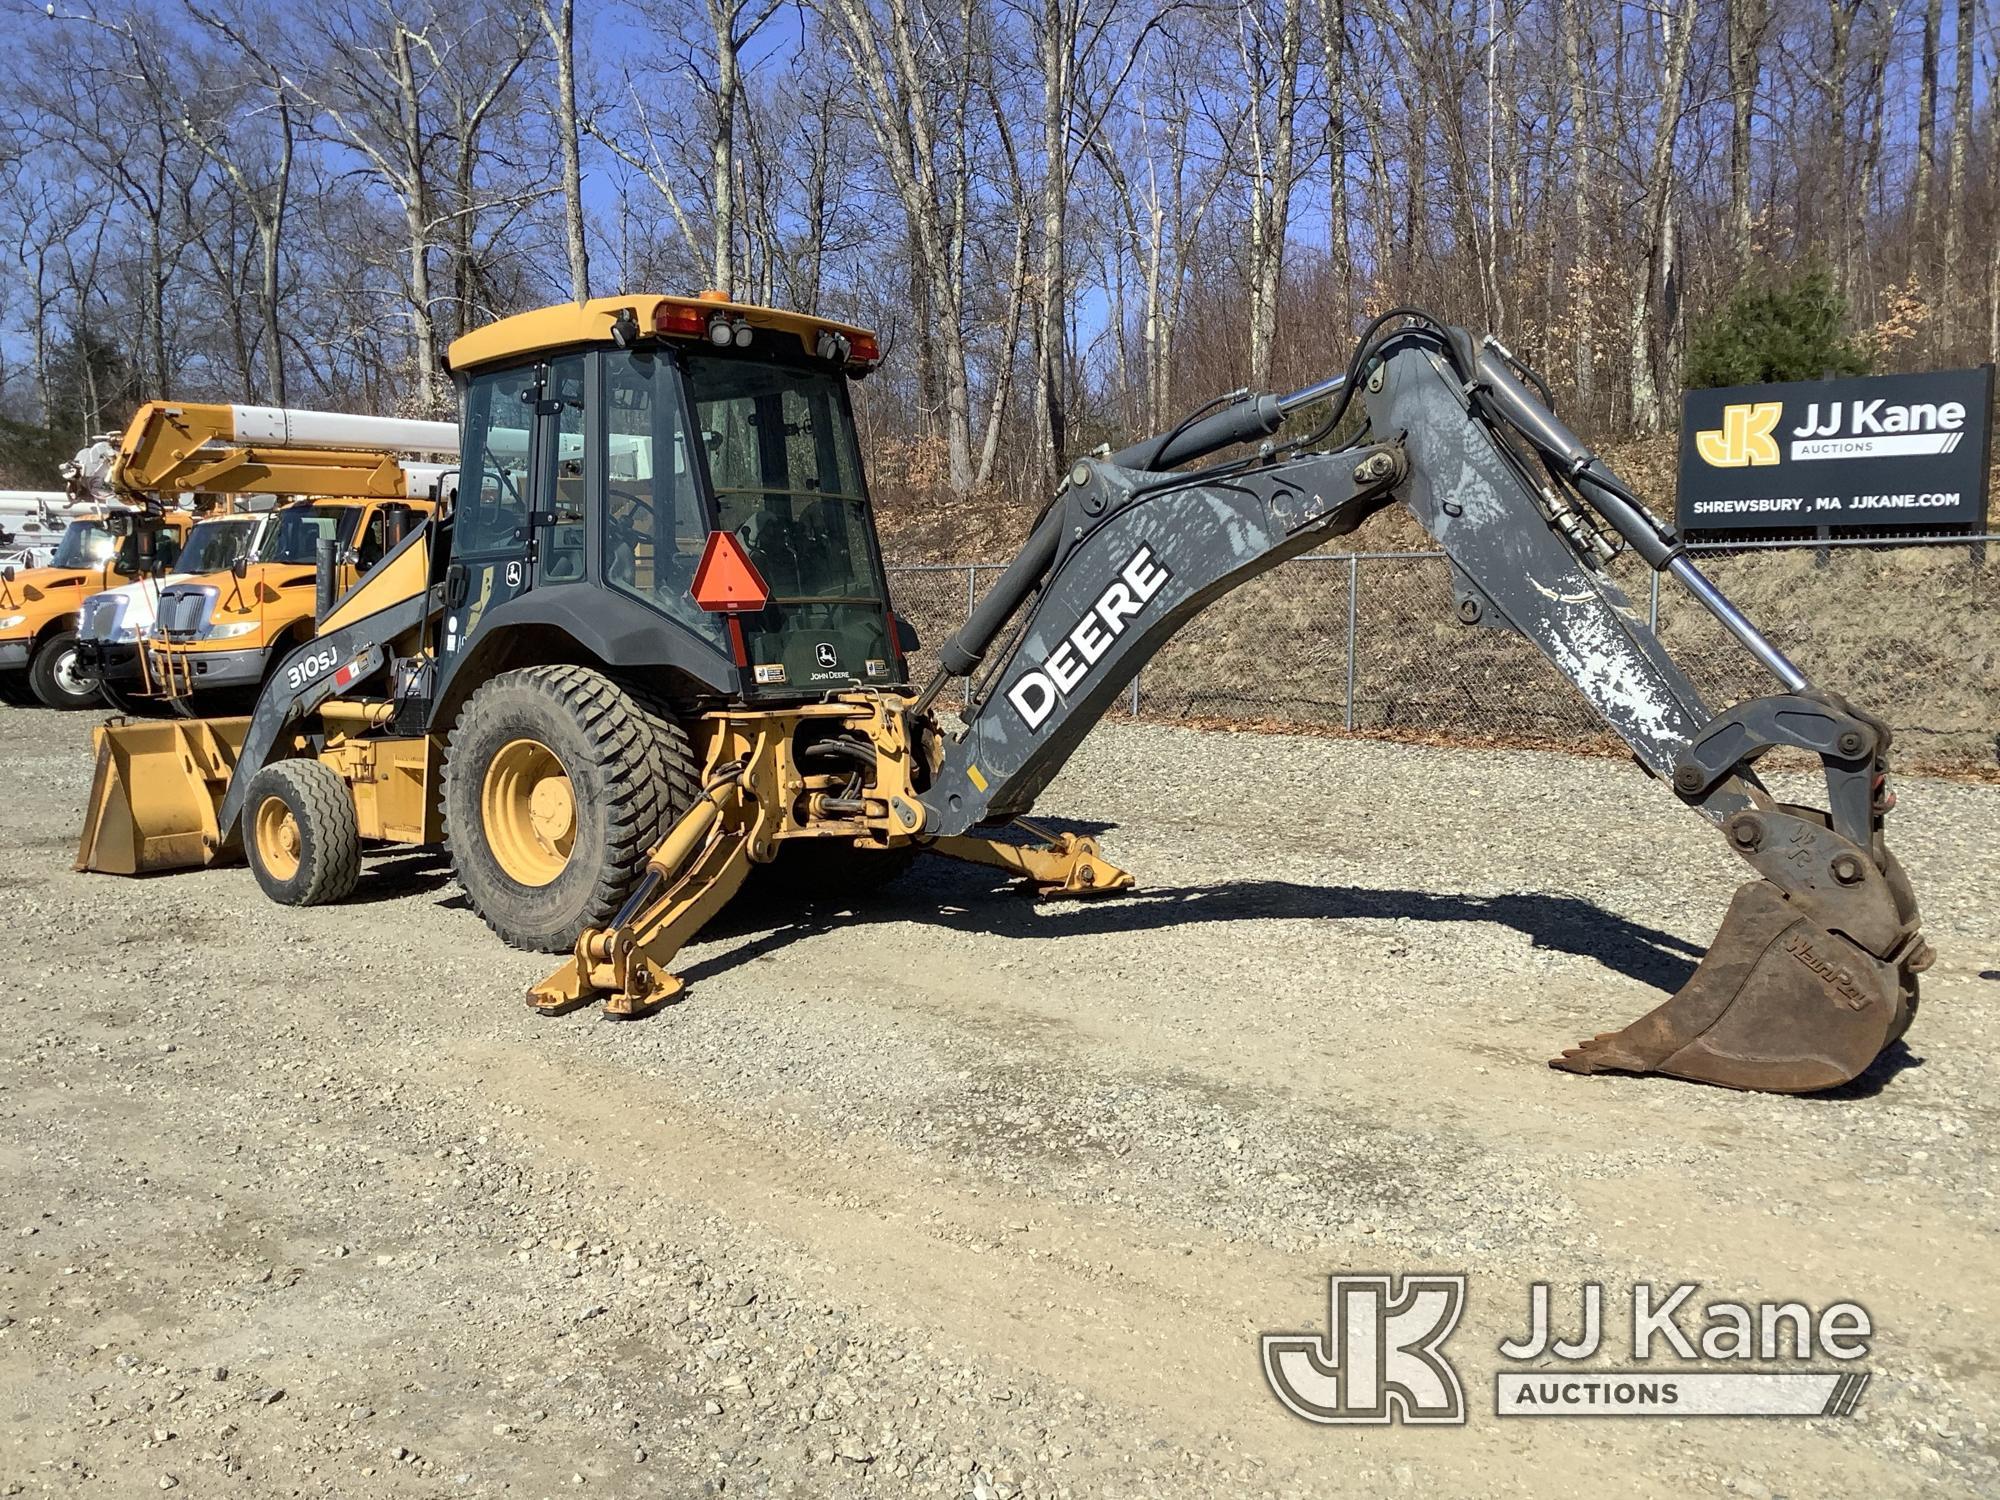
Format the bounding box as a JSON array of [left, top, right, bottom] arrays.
[[1277, 372, 1349, 414], [1667, 554, 1810, 693]]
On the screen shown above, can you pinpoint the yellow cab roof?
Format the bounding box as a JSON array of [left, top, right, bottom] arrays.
[[445, 293, 877, 374]]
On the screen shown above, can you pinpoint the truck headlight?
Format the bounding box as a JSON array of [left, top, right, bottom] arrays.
[[0, 614, 23, 630], [202, 621, 260, 640]]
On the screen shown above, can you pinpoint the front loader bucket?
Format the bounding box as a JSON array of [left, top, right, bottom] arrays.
[[1552, 877, 1925, 1093], [75, 716, 251, 875]]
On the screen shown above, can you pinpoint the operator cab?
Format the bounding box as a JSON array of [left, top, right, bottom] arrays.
[[442, 294, 903, 706]]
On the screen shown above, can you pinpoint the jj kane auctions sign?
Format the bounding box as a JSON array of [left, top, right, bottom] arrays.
[[1676, 366, 1993, 532]]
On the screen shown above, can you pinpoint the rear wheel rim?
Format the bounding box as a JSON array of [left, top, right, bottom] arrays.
[[255, 795, 302, 882], [481, 737, 576, 887]]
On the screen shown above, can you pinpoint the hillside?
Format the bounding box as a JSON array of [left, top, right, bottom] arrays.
[[878, 436, 2000, 775]]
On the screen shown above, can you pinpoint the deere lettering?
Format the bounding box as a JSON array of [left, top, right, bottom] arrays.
[[1007, 546, 1172, 731]]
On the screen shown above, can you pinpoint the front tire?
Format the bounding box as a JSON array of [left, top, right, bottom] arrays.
[[243, 759, 362, 906], [442, 665, 696, 953], [29, 632, 98, 709]]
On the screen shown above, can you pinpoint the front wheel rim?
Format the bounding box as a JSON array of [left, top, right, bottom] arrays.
[[480, 737, 576, 887], [255, 795, 302, 882], [52, 647, 90, 697]]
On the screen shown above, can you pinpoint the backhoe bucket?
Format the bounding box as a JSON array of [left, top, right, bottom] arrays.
[[75, 716, 251, 875], [1552, 877, 1924, 1093]]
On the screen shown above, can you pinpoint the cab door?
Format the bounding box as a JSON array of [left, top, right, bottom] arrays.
[[439, 355, 585, 668]]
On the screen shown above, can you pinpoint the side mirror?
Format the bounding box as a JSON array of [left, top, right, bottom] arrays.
[[105, 512, 134, 537], [339, 546, 361, 569], [231, 556, 250, 581], [894, 615, 922, 654]]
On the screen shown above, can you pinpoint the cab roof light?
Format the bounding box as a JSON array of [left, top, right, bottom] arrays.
[[655, 302, 708, 338], [707, 313, 752, 349], [815, 327, 879, 370]]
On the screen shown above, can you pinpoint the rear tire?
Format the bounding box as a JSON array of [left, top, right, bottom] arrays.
[[443, 665, 697, 953], [29, 631, 98, 709], [243, 759, 362, 906]]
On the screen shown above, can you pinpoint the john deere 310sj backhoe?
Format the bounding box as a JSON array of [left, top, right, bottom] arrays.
[[77, 292, 1930, 1094]]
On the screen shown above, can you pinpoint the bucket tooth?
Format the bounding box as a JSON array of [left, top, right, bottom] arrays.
[[1552, 879, 1919, 1093]]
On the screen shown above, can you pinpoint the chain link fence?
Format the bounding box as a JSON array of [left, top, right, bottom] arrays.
[[887, 534, 2000, 773]]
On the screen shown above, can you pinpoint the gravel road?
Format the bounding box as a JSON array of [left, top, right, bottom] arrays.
[[2, 704, 1995, 1498]]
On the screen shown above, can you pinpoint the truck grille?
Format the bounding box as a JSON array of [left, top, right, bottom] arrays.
[[81, 594, 125, 642], [156, 585, 217, 641]]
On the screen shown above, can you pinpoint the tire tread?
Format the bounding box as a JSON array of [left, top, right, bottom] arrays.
[[442, 665, 696, 951]]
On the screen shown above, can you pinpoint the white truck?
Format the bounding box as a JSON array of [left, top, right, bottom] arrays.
[[0, 490, 83, 569], [76, 508, 277, 711]]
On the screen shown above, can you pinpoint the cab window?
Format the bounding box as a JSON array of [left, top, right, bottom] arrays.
[[458, 364, 538, 556], [261, 505, 363, 564], [51, 521, 114, 569], [356, 511, 386, 572], [600, 349, 721, 643], [683, 353, 876, 603], [113, 521, 182, 575], [537, 355, 587, 584]]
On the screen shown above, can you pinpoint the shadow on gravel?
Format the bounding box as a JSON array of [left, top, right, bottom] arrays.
[[919, 874, 1704, 993], [356, 848, 454, 900], [1791, 1040, 1924, 1100], [753, 841, 1704, 995], [381, 813, 1697, 996]]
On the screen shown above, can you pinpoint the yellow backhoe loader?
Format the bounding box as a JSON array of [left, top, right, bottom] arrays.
[[75, 293, 1929, 1094]]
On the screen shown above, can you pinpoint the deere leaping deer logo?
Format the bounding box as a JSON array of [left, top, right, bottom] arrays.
[[1696, 402, 1783, 467]]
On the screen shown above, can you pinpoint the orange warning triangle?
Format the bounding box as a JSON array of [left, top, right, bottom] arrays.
[[691, 529, 770, 613]]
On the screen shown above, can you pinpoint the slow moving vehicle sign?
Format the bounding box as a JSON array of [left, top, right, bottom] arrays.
[[1676, 367, 1994, 534]]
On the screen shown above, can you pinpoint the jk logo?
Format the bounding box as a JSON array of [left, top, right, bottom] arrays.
[[1262, 1274, 1467, 1425], [1695, 402, 1783, 467]]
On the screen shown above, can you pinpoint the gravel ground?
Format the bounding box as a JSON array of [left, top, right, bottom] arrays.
[[1, 704, 1995, 1499]]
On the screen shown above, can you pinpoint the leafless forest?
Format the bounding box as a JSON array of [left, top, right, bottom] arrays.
[[1, 0, 1996, 505]]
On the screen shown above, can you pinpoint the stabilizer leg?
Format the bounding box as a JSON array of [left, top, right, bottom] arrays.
[[929, 821, 1135, 897], [527, 774, 763, 1019]]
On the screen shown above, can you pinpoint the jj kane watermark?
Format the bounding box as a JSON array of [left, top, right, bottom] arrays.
[[1262, 1276, 1873, 1425]]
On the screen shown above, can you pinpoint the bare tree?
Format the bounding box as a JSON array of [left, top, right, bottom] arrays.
[[1627, 0, 1696, 432], [533, 0, 590, 300], [1233, 0, 1307, 388]]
